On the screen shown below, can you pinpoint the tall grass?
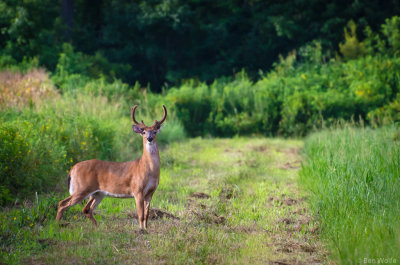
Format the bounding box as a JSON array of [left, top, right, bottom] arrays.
[[300, 125, 400, 263], [0, 70, 185, 205]]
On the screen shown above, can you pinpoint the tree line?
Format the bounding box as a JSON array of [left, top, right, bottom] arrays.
[[1, 0, 399, 91]]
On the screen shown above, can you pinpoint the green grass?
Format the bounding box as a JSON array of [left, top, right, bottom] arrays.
[[300, 125, 400, 264], [0, 137, 325, 264]]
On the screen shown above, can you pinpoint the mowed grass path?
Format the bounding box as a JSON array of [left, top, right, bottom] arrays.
[[5, 138, 326, 264]]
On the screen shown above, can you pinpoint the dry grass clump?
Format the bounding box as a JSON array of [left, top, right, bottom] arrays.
[[0, 69, 57, 109]]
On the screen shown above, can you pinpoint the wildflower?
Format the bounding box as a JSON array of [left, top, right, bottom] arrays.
[[27, 217, 30, 220], [74, 215, 78, 220], [81, 142, 86, 146], [64, 154, 67, 157], [301, 74, 307, 80], [14, 217, 16, 221], [30, 223, 33, 227]]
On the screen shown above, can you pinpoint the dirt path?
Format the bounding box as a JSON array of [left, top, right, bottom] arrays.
[[148, 138, 328, 264]]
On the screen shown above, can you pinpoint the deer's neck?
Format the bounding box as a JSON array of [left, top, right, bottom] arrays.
[[140, 139, 160, 171]]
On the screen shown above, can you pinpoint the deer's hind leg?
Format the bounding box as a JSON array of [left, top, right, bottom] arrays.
[[82, 192, 104, 227], [56, 192, 90, 221], [82, 196, 95, 215]]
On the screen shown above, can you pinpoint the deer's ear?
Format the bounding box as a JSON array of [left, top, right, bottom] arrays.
[[132, 125, 144, 134], [156, 124, 163, 133]]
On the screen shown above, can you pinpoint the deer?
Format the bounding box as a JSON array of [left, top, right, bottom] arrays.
[[56, 105, 167, 230]]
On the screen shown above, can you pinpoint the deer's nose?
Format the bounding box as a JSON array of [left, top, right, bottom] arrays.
[[147, 136, 153, 142]]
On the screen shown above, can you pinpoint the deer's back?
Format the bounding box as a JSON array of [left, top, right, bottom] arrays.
[[69, 159, 138, 196]]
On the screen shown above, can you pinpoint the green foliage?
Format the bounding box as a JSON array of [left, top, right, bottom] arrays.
[[300, 126, 400, 263], [368, 92, 400, 125], [52, 43, 131, 88], [381, 16, 400, 56], [167, 81, 213, 136], [0, 107, 116, 204], [166, 51, 400, 136], [339, 20, 365, 60], [1, 0, 400, 89], [363, 16, 400, 57], [162, 17, 400, 137], [0, 194, 59, 264], [0, 69, 185, 205]]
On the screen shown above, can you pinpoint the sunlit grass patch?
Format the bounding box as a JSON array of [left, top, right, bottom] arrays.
[[300, 125, 400, 264]]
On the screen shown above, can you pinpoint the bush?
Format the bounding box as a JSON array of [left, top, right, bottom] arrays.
[[167, 81, 214, 136], [52, 43, 131, 88], [339, 20, 365, 60]]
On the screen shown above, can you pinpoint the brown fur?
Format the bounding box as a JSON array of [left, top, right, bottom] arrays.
[[56, 106, 166, 230]]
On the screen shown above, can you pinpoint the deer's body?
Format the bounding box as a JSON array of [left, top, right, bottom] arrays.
[[69, 141, 160, 199], [56, 105, 166, 229]]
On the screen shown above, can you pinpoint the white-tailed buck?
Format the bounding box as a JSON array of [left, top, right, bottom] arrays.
[[56, 105, 167, 229]]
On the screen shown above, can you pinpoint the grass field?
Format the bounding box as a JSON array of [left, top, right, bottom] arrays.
[[301, 125, 400, 264], [0, 137, 326, 264]]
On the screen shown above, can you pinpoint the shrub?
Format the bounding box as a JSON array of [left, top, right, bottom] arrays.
[[339, 20, 365, 60], [167, 81, 213, 136], [52, 43, 131, 88], [0, 68, 57, 109]]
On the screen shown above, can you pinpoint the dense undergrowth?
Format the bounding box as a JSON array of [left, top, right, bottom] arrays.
[[0, 69, 185, 205], [167, 17, 400, 137], [300, 125, 400, 263]]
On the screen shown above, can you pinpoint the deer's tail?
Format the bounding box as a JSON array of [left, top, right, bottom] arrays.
[[67, 173, 71, 192]]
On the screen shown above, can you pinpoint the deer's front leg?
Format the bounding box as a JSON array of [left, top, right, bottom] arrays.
[[143, 193, 154, 229], [135, 195, 145, 229]]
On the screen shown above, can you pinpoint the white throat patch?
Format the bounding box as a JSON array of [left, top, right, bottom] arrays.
[[146, 142, 158, 154]]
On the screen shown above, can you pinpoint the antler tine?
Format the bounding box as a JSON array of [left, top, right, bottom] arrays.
[[158, 105, 167, 125], [131, 105, 140, 125]]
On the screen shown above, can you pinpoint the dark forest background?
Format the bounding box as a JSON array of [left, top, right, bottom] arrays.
[[1, 0, 399, 90]]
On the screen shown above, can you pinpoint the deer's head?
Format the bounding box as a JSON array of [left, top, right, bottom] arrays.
[[131, 105, 167, 144]]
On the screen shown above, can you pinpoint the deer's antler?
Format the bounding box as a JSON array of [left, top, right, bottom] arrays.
[[131, 105, 145, 126], [153, 105, 167, 128]]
